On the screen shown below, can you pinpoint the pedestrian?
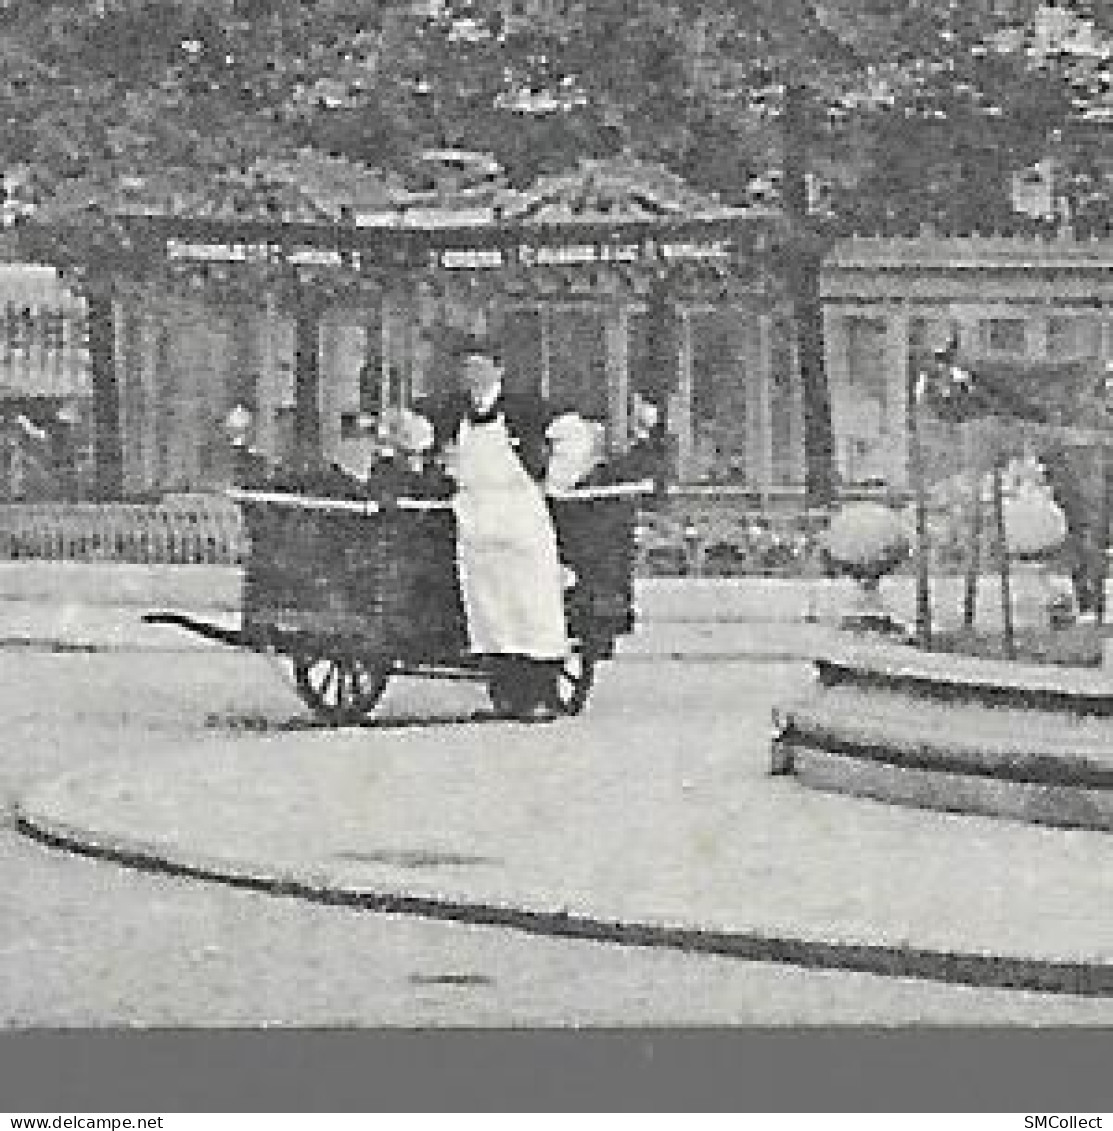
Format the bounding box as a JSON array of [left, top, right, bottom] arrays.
[[334, 412, 388, 481], [417, 336, 573, 722]]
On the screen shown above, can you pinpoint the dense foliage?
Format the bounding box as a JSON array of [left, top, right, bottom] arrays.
[[2, 1, 1109, 506], [0, 1, 1107, 230]]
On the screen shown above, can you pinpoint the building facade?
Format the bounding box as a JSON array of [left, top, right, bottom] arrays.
[[822, 235, 1113, 490], [102, 255, 804, 500], [7, 212, 1113, 506], [0, 262, 90, 500], [66, 158, 807, 503]]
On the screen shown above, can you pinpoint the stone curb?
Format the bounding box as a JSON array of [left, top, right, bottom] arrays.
[[774, 649, 1113, 832], [2, 563, 1099, 625], [0, 638, 823, 663], [0, 611, 842, 661], [16, 804, 1113, 1000], [784, 743, 1113, 834]]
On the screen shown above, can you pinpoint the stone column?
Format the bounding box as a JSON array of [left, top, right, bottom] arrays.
[[735, 308, 758, 493], [183, 302, 214, 488], [138, 308, 160, 492], [756, 311, 774, 502], [113, 298, 132, 492], [786, 315, 807, 489], [410, 287, 433, 401], [605, 303, 630, 452], [293, 294, 322, 467], [203, 310, 234, 489], [116, 295, 163, 496], [381, 300, 398, 410], [63, 295, 89, 414], [1099, 313, 1113, 363], [824, 307, 851, 487], [884, 309, 910, 487], [319, 310, 366, 464], [1027, 312, 1050, 359], [161, 300, 203, 490], [674, 308, 694, 481], [318, 313, 342, 465], [253, 295, 279, 463], [539, 304, 552, 400], [344, 317, 369, 412], [88, 288, 122, 501], [952, 307, 982, 359], [158, 300, 181, 489]]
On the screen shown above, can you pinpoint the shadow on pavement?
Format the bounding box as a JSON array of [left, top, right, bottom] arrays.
[[202, 707, 545, 734]]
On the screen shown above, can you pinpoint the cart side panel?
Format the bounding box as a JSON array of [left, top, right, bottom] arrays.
[[551, 496, 638, 644], [240, 502, 466, 657]]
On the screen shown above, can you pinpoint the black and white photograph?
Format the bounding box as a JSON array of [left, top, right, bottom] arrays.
[[0, 0, 1112, 1113]]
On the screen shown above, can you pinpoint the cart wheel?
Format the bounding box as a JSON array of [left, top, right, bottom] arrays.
[[292, 653, 390, 724], [554, 641, 596, 716]]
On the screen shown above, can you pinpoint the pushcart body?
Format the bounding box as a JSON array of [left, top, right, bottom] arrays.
[[147, 481, 649, 722]]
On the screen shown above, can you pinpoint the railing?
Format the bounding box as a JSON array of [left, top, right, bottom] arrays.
[[0, 495, 247, 564], [0, 489, 957, 578], [635, 502, 831, 578], [0, 490, 831, 575]]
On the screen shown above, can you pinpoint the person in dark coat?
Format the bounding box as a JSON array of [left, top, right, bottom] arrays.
[[417, 337, 568, 722]]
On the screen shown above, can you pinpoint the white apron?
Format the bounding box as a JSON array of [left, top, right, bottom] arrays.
[[451, 414, 568, 659]]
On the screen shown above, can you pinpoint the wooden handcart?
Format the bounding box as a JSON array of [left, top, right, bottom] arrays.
[[146, 480, 651, 723]]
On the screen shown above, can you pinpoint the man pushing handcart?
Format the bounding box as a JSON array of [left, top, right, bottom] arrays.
[[146, 337, 656, 725]]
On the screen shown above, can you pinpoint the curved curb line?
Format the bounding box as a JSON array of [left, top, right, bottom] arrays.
[[15, 808, 1113, 1001], [817, 656, 1113, 717], [0, 639, 816, 664], [0, 638, 219, 655], [777, 722, 1113, 791]]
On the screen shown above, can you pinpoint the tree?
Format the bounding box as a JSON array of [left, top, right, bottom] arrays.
[[437, 0, 1083, 501], [7, 1, 1105, 223], [6, 1, 1110, 504]]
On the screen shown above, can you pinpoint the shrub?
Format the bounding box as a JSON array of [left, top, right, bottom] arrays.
[[1002, 485, 1067, 561], [822, 502, 911, 584]]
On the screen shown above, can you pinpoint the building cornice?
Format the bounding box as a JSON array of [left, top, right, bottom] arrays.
[[821, 235, 1113, 303], [824, 234, 1113, 273]]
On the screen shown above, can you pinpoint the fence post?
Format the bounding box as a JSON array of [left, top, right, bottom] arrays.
[[908, 377, 932, 647], [962, 422, 982, 630], [991, 457, 1015, 660]]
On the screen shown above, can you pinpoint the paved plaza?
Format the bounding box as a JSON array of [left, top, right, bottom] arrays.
[[3, 564, 1113, 1025]]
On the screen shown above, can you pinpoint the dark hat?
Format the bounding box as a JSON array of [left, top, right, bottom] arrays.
[[443, 328, 502, 363]]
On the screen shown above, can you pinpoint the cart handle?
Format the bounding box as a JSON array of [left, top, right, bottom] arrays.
[[548, 479, 656, 500], [226, 488, 374, 513], [226, 479, 655, 513]]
